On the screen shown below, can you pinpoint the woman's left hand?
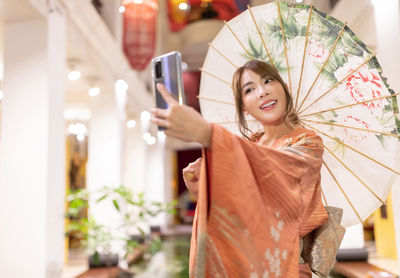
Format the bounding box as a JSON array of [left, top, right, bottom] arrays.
[[150, 83, 212, 148]]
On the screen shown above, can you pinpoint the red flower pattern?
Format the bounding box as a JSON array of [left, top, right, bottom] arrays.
[[334, 57, 388, 117], [338, 115, 370, 143], [307, 40, 326, 61]]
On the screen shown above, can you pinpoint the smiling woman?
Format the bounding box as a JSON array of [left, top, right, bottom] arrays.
[[150, 59, 337, 277]]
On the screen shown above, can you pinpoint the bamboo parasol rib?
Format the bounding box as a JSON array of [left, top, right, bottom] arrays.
[[294, 3, 313, 109], [208, 43, 238, 69], [247, 5, 275, 67], [322, 160, 363, 223], [224, 21, 254, 59], [321, 186, 328, 207], [199, 68, 232, 87], [304, 122, 400, 176], [322, 143, 385, 204], [301, 92, 400, 117], [197, 96, 235, 106], [299, 54, 376, 114], [297, 22, 348, 112], [276, 1, 293, 97], [302, 119, 400, 139], [295, 3, 313, 109]]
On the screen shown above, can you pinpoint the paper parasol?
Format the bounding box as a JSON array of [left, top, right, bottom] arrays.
[[199, 1, 400, 227]]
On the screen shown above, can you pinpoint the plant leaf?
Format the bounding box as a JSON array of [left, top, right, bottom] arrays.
[[112, 199, 120, 211], [96, 195, 108, 203]]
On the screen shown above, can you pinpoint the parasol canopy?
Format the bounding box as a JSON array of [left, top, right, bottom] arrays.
[[199, 1, 400, 227]]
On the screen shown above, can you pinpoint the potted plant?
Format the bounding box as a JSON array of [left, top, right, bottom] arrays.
[[65, 185, 177, 268]]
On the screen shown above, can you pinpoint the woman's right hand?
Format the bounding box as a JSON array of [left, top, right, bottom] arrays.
[[150, 84, 212, 148], [182, 158, 202, 199]]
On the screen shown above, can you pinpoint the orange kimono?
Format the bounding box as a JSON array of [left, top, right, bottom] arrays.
[[189, 125, 328, 278]]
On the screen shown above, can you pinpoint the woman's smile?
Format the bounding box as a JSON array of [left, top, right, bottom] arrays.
[[259, 99, 278, 110]]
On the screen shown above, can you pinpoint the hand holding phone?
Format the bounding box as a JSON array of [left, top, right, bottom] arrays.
[[150, 83, 212, 148], [151, 51, 185, 130]]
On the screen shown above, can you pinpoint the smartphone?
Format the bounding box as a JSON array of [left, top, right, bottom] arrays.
[[151, 51, 185, 129]]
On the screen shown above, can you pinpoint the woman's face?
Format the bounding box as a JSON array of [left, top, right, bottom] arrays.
[[240, 69, 287, 126]]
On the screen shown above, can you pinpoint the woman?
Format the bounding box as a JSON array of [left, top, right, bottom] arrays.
[[151, 60, 328, 278]]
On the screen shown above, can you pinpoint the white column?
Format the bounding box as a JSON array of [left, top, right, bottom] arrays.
[[145, 132, 175, 229], [0, 11, 66, 278], [123, 116, 147, 193], [86, 89, 123, 240], [373, 0, 400, 261]]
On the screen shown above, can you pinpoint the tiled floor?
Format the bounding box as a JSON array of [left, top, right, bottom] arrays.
[[63, 225, 192, 278], [62, 234, 399, 278], [62, 250, 88, 278], [365, 240, 400, 275]]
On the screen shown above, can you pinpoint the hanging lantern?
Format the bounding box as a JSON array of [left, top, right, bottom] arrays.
[[167, 0, 242, 32], [122, 0, 158, 70]]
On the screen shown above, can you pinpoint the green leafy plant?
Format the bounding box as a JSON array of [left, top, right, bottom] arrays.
[[65, 185, 177, 265]]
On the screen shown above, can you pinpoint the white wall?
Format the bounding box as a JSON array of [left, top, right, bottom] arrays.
[[0, 11, 66, 278], [86, 90, 123, 237], [372, 0, 400, 261], [123, 117, 147, 193], [143, 132, 175, 229], [100, 0, 123, 46]]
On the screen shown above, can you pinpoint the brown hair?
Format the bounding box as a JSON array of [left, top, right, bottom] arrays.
[[232, 59, 299, 140]]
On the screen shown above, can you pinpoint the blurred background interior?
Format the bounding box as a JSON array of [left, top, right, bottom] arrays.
[[0, 0, 399, 277]]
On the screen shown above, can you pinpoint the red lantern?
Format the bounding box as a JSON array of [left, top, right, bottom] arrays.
[[123, 0, 158, 70], [167, 0, 240, 32]]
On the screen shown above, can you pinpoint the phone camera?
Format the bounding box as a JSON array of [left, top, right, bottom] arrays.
[[155, 61, 162, 79]]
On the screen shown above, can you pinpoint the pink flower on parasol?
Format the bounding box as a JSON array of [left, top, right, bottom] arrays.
[[334, 57, 388, 118], [307, 39, 326, 61], [336, 114, 371, 144]]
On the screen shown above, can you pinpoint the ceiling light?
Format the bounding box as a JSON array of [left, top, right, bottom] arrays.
[[126, 120, 137, 128], [296, 0, 303, 3], [140, 111, 151, 123], [143, 132, 151, 141], [68, 123, 78, 134], [119, 5, 126, 13], [68, 123, 87, 135], [133, 0, 143, 4], [88, 87, 100, 97], [67, 59, 81, 81], [68, 70, 81, 81], [77, 134, 85, 141], [179, 2, 189, 10], [0, 90, 3, 101], [115, 79, 128, 94], [146, 136, 156, 145], [75, 123, 87, 134]]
